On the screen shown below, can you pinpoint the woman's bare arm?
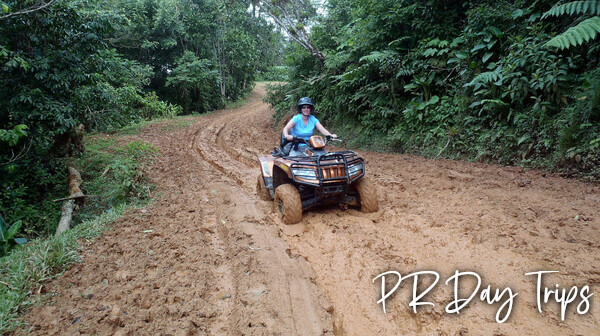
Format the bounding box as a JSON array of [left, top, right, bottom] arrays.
[[316, 122, 337, 138], [283, 119, 296, 141]]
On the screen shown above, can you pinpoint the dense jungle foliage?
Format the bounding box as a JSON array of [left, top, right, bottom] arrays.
[[266, 0, 600, 179], [2, 0, 600, 244], [0, 0, 283, 240]]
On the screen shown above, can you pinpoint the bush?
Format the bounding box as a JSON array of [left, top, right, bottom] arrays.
[[258, 66, 290, 81], [73, 137, 158, 222]]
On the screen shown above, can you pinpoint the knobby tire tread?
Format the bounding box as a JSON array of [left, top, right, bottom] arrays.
[[274, 184, 302, 224], [353, 177, 379, 213]]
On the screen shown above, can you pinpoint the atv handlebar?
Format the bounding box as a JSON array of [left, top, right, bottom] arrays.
[[325, 135, 342, 143], [291, 136, 342, 147], [282, 135, 342, 150]]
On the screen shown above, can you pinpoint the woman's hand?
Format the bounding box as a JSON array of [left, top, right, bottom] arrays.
[[285, 134, 294, 141]]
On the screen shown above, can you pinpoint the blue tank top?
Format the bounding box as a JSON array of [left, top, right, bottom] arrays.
[[291, 114, 319, 141]]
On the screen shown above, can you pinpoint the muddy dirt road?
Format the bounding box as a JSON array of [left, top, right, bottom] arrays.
[[20, 84, 599, 335]]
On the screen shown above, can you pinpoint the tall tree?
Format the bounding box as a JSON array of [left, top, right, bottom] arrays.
[[257, 0, 324, 60]]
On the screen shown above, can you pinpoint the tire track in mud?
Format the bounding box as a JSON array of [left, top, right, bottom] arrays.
[[17, 87, 334, 336], [214, 114, 259, 168], [189, 89, 401, 335], [188, 87, 335, 335], [17, 84, 600, 336], [191, 124, 246, 188], [192, 92, 402, 334], [188, 86, 600, 335], [18, 127, 255, 336]]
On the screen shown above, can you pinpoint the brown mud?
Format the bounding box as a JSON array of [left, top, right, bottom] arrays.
[[18, 84, 600, 335]]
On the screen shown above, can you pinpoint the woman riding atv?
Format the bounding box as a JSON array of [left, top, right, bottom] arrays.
[[282, 97, 337, 156]]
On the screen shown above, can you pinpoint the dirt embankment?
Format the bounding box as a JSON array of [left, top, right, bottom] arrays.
[[18, 84, 599, 335]]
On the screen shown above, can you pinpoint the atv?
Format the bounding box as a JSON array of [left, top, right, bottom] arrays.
[[257, 134, 378, 224]]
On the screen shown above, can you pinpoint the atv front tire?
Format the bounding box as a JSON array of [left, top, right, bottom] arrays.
[[274, 184, 302, 224], [353, 177, 379, 213], [257, 174, 272, 201]]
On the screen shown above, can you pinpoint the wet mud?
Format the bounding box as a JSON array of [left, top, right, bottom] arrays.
[[18, 84, 599, 335]]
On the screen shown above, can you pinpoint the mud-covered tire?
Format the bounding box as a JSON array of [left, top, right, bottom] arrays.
[[257, 174, 272, 201], [352, 177, 379, 213], [274, 184, 302, 224]]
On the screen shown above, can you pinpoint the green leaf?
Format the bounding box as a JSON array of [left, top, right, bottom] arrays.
[[403, 83, 419, 91], [471, 43, 486, 52], [1, 3, 9, 13], [487, 26, 503, 37], [469, 101, 482, 108], [455, 51, 468, 59], [423, 48, 438, 57], [6, 220, 22, 240], [450, 37, 463, 47], [426, 38, 441, 46], [0, 217, 6, 241], [512, 9, 524, 18], [518, 134, 531, 145], [14, 124, 28, 138], [482, 52, 493, 63], [529, 12, 541, 22]]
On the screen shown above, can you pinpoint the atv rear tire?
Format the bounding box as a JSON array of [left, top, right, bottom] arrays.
[[353, 177, 379, 213], [257, 174, 272, 201], [274, 184, 302, 224]]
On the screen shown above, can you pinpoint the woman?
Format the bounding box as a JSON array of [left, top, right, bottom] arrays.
[[282, 97, 337, 156]]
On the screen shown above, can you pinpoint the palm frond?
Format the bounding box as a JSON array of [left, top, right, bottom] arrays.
[[545, 16, 600, 49], [542, 1, 600, 19], [465, 71, 501, 87], [396, 68, 415, 78], [359, 50, 399, 64]]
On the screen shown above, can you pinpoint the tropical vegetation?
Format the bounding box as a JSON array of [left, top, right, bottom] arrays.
[[265, 0, 600, 180], [2, 0, 600, 329], [0, 0, 283, 242]]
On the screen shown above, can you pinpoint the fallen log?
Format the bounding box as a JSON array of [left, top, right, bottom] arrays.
[[52, 194, 95, 203], [55, 167, 83, 236]]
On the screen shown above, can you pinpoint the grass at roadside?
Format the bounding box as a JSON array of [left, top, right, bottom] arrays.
[[0, 132, 158, 334], [0, 203, 135, 333]]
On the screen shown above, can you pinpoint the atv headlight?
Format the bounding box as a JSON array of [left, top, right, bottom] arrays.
[[348, 162, 363, 176], [291, 167, 317, 179]]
